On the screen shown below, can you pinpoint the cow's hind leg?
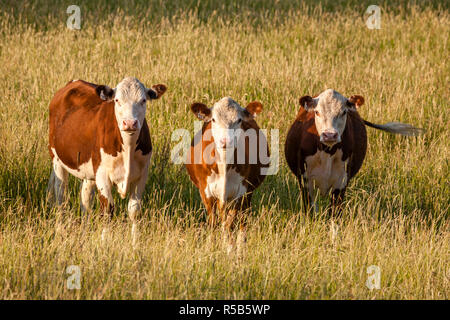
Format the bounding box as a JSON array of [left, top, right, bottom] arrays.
[[80, 179, 96, 212], [47, 168, 56, 204], [51, 161, 68, 206]]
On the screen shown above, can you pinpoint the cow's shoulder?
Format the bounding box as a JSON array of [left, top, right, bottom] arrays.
[[186, 121, 214, 189]]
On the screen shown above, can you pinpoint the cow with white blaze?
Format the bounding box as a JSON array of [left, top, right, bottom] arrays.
[[285, 89, 422, 215], [48, 77, 167, 240], [185, 97, 269, 253]]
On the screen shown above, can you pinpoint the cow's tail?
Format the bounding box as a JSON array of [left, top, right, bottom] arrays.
[[363, 120, 424, 136]]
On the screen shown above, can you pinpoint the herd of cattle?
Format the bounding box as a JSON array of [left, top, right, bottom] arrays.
[[47, 77, 422, 250]]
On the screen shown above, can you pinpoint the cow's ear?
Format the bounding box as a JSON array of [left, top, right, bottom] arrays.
[[191, 102, 212, 121], [245, 101, 263, 119], [96, 85, 115, 101], [299, 95, 317, 111], [147, 84, 167, 100], [347, 95, 365, 109]]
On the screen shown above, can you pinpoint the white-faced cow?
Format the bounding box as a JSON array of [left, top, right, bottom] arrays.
[[285, 89, 422, 215], [185, 97, 269, 253], [48, 77, 166, 240]]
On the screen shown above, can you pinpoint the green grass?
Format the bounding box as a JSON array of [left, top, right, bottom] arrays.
[[0, 1, 448, 299]]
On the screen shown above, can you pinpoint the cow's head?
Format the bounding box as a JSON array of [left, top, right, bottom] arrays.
[[191, 97, 262, 157], [300, 89, 364, 147], [96, 77, 166, 139]]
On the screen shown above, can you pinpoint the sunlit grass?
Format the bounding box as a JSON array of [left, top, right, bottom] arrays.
[[0, 1, 448, 299]]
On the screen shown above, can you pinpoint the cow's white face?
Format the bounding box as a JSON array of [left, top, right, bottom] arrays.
[[191, 97, 263, 158], [211, 97, 248, 150], [300, 89, 364, 147], [96, 77, 166, 140]]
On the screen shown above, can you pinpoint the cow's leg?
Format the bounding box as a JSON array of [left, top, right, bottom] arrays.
[[127, 167, 149, 246], [80, 179, 96, 212], [52, 161, 68, 206], [221, 207, 237, 255], [202, 194, 218, 228], [236, 194, 251, 256], [298, 176, 310, 213], [47, 168, 56, 204], [305, 177, 319, 214], [329, 188, 346, 242], [96, 171, 114, 241], [331, 188, 346, 218]]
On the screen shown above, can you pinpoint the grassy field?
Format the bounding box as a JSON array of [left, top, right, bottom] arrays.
[[0, 0, 448, 299]]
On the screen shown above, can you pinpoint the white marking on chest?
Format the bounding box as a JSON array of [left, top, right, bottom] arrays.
[[99, 148, 149, 198], [204, 163, 247, 205], [304, 149, 348, 196]]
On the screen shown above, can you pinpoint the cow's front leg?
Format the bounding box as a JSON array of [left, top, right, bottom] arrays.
[[128, 166, 149, 246], [329, 188, 346, 242], [96, 170, 114, 241], [220, 203, 238, 255], [201, 193, 218, 228], [331, 188, 346, 218], [306, 177, 319, 214], [235, 195, 252, 256], [298, 176, 311, 213]]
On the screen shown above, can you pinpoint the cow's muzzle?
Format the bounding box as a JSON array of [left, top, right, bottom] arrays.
[[320, 131, 339, 146], [121, 119, 139, 132]]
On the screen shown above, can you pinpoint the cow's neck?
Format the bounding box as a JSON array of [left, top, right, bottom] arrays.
[[215, 148, 230, 207]]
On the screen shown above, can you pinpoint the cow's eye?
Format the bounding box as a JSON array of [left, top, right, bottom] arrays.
[[212, 118, 216, 122], [342, 110, 347, 116], [315, 110, 320, 117], [115, 98, 120, 105], [142, 99, 146, 104]]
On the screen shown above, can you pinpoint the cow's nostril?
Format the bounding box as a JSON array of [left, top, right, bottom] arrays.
[[122, 120, 138, 131], [323, 132, 338, 141]]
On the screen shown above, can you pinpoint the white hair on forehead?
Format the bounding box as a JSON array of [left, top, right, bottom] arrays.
[[212, 97, 245, 124], [317, 89, 348, 115], [115, 77, 146, 101]]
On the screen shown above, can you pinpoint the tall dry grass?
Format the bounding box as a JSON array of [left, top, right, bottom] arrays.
[[0, 1, 448, 299]]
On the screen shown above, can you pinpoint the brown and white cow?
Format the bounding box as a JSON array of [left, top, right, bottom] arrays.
[[48, 77, 166, 239], [285, 89, 422, 215], [185, 97, 269, 253]]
